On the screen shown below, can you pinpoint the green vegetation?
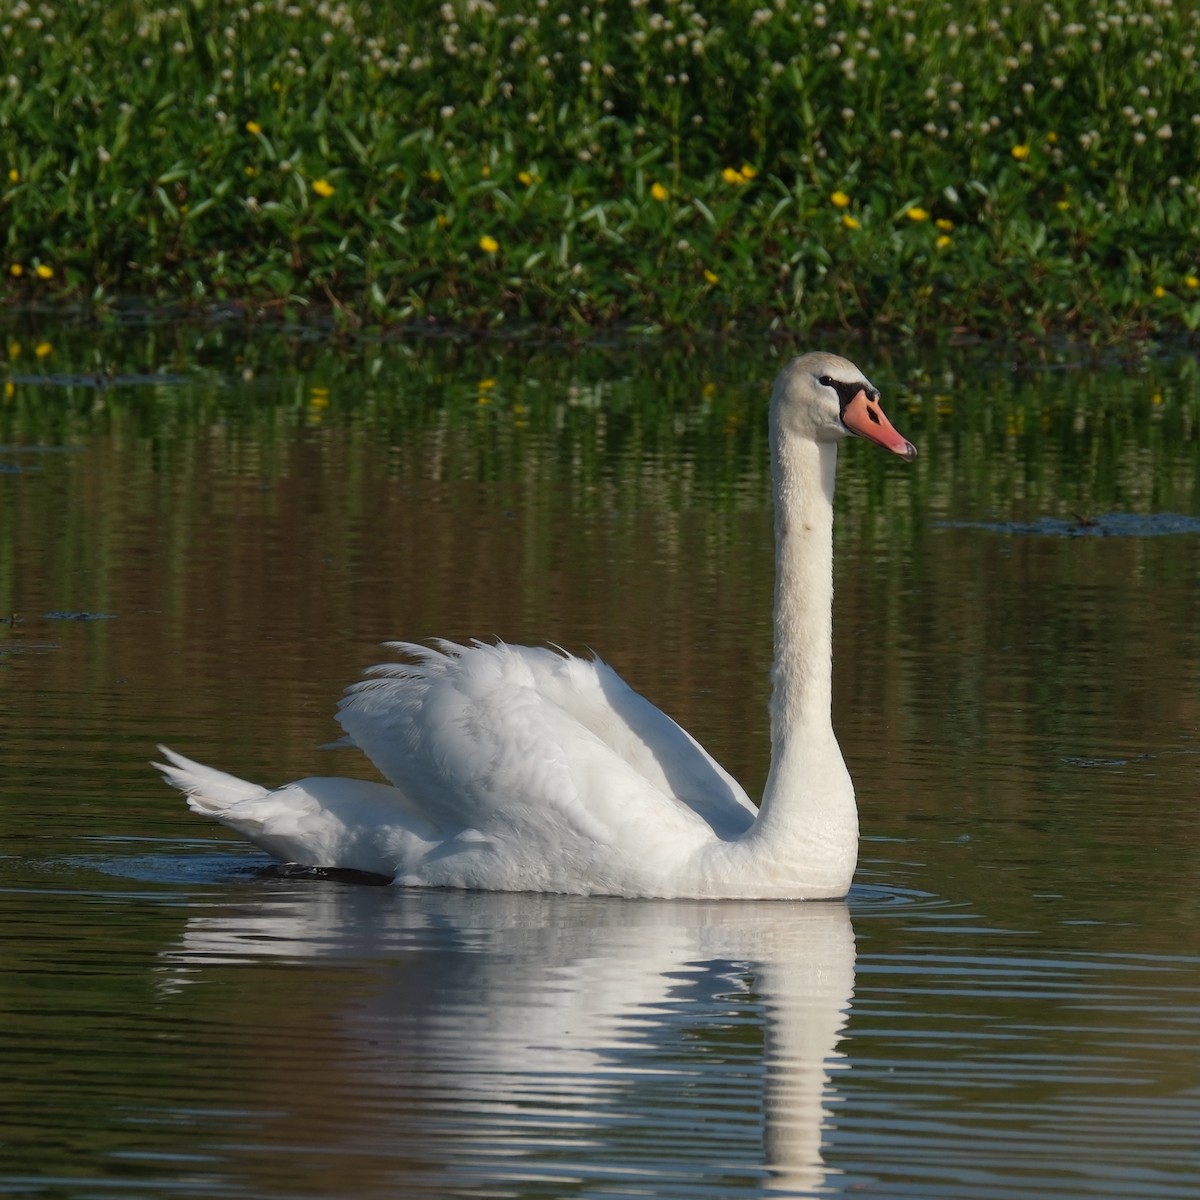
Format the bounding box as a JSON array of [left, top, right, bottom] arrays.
[[2, 0, 1200, 339]]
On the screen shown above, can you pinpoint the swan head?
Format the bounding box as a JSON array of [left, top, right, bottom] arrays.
[[773, 352, 917, 461]]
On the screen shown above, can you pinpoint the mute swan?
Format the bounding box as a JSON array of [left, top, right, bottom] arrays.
[[157, 352, 915, 899]]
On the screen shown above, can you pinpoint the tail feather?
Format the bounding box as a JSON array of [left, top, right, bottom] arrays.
[[155, 745, 268, 816]]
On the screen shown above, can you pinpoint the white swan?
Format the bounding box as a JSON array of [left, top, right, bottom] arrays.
[[157, 352, 915, 899]]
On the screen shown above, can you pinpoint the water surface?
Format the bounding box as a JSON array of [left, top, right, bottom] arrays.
[[1, 322, 1198, 1198]]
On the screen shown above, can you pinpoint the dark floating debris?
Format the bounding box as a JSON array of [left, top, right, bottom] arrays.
[[44, 611, 116, 621], [937, 512, 1200, 538]]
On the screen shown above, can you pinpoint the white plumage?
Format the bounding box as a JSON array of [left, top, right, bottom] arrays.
[[157, 352, 915, 899]]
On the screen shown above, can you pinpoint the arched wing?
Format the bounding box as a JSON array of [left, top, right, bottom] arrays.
[[334, 642, 757, 850]]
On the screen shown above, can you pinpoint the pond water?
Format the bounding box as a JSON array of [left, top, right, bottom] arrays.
[[1, 319, 1198, 1199]]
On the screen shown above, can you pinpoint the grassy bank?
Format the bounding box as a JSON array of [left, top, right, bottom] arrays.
[[2, 0, 1200, 339]]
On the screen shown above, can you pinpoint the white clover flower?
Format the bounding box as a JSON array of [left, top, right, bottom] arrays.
[[1156, 124, 1172, 139]]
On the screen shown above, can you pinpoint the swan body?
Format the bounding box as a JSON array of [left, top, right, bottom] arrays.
[[158, 352, 915, 899]]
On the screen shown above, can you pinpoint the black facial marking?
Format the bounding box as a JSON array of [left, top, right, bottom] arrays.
[[819, 374, 878, 416]]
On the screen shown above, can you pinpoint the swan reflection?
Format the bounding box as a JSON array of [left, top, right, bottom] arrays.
[[163, 885, 855, 1196]]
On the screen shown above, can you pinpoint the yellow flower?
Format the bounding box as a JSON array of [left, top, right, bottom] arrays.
[[481, 166, 491, 179], [479, 235, 500, 254], [1046, 132, 1058, 144], [7, 168, 18, 184], [1153, 285, 1167, 299], [905, 206, 930, 222], [309, 385, 330, 408], [245, 120, 262, 136], [518, 170, 534, 186], [650, 181, 669, 202], [3, 380, 13, 400], [739, 164, 758, 180], [478, 378, 497, 391], [312, 178, 335, 198], [830, 190, 851, 208], [935, 218, 954, 232], [7, 341, 19, 358], [721, 166, 744, 185], [703, 268, 719, 285], [35, 341, 52, 358], [1185, 275, 1199, 289], [424, 168, 442, 183], [1011, 144, 1031, 161], [9, 263, 22, 278], [244, 165, 258, 177], [1056, 199, 1070, 211], [35, 263, 53, 279], [935, 235, 952, 249], [841, 214, 861, 230], [435, 213, 450, 228]]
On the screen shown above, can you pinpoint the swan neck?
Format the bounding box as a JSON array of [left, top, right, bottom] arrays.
[[752, 423, 855, 870], [768, 431, 837, 749]]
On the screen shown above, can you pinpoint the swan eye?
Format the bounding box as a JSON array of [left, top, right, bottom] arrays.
[[818, 375, 834, 388]]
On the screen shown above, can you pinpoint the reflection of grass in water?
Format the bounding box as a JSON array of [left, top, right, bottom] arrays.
[[1, 323, 1196, 527]]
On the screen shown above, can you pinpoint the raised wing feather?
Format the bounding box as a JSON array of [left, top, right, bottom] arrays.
[[335, 642, 757, 854]]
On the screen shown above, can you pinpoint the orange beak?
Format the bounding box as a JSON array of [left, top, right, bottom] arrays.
[[841, 390, 917, 461]]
